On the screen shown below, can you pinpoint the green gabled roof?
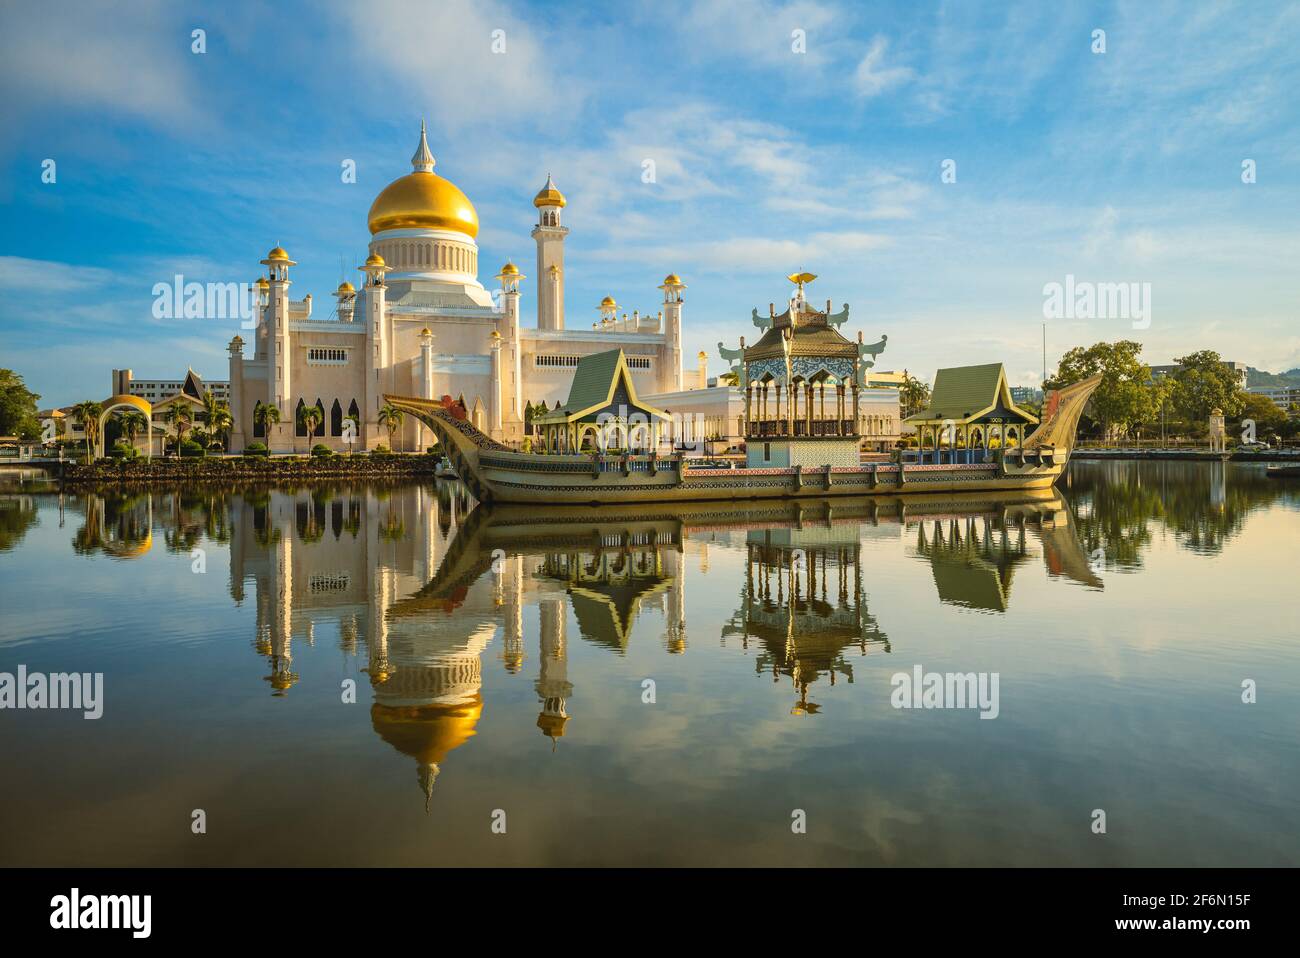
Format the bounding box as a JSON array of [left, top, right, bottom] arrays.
[[906, 362, 1038, 425], [535, 349, 667, 424]]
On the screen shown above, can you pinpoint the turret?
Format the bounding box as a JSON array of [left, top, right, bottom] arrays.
[[496, 262, 525, 421], [228, 335, 246, 450], [531, 174, 568, 330], [659, 273, 685, 392], [259, 245, 295, 449], [361, 252, 388, 448]]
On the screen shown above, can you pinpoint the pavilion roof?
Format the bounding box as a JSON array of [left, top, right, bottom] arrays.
[[535, 349, 667, 425], [906, 362, 1038, 425]]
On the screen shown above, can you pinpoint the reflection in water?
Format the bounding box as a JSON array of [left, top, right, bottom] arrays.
[[3, 462, 1297, 862]]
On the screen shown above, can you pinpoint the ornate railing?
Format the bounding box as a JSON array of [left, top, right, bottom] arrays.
[[746, 419, 857, 438]]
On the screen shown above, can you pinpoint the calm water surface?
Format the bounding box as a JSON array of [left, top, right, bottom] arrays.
[[1, 461, 1297, 866]]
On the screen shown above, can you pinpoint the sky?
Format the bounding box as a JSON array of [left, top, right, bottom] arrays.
[[1, 0, 1298, 408]]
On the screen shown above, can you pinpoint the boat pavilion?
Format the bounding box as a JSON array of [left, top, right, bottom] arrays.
[[905, 362, 1038, 464], [533, 349, 668, 453]]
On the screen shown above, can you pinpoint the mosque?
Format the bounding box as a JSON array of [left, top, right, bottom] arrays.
[[226, 122, 688, 453]]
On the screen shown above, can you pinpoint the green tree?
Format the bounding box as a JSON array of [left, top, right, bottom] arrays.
[[163, 404, 194, 454], [899, 372, 931, 418], [0, 369, 42, 440], [377, 402, 404, 448], [116, 409, 150, 451], [1237, 392, 1286, 444], [1045, 341, 1155, 440], [254, 403, 281, 441], [70, 400, 104, 461], [298, 402, 323, 446], [1170, 350, 1246, 425]]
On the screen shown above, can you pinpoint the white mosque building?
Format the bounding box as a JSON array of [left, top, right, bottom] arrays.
[[226, 122, 689, 453]]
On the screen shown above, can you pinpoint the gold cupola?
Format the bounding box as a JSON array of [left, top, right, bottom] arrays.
[[367, 120, 480, 237], [533, 173, 566, 208]]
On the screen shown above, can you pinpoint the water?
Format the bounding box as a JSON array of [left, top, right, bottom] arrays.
[[1, 462, 1297, 866]]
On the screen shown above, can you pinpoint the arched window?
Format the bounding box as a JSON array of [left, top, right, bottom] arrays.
[[295, 398, 307, 437], [347, 399, 360, 437], [330, 399, 343, 436], [252, 400, 264, 438], [313, 398, 326, 438]]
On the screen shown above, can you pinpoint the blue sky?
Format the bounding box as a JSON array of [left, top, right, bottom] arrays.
[[2, 0, 1298, 407]]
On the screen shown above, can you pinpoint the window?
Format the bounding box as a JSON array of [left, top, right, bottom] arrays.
[[307, 347, 348, 365], [330, 399, 343, 436], [535, 354, 581, 368], [627, 356, 652, 370], [764, 443, 771, 461]]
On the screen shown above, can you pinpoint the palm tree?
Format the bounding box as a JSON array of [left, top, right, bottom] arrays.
[[116, 409, 149, 454], [298, 402, 323, 447], [200, 390, 233, 450], [377, 402, 404, 450], [342, 415, 359, 453], [208, 405, 233, 450], [70, 400, 103, 462], [254, 403, 281, 444], [163, 403, 194, 455]]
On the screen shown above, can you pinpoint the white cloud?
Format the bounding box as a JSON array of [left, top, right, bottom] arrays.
[[854, 35, 913, 98]]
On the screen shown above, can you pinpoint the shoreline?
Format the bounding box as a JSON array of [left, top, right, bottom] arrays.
[[12, 453, 443, 489]]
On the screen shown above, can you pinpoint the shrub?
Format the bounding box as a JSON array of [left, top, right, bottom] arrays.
[[372, 444, 392, 456], [311, 444, 334, 458], [110, 440, 139, 460], [179, 439, 205, 457], [243, 442, 270, 457]]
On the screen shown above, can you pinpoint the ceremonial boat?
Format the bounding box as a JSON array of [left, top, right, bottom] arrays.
[[384, 278, 1100, 506]]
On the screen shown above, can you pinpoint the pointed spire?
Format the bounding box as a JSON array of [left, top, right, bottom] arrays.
[[411, 118, 436, 173]]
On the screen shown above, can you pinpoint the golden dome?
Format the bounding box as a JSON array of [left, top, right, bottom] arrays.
[[500, 261, 519, 275], [368, 123, 479, 237], [533, 173, 566, 208], [490, 329, 501, 340], [600, 295, 617, 308], [336, 281, 355, 294], [363, 252, 386, 268], [265, 245, 290, 261], [420, 327, 431, 336], [255, 277, 270, 288], [370, 698, 483, 766], [660, 273, 685, 289]]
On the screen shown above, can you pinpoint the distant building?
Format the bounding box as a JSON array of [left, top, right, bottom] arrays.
[[1248, 385, 1300, 410], [1011, 386, 1042, 405], [112, 368, 229, 404], [1149, 361, 1248, 386]]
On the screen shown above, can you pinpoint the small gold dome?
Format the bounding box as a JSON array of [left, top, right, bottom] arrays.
[[490, 329, 501, 339], [600, 295, 617, 308], [255, 277, 270, 288], [266, 246, 290, 261], [364, 252, 386, 268], [661, 273, 685, 287], [420, 327, 432, 336], [533, 173, 566, 209], [337, 281, 355, 294], [500, 261, 519, 275]]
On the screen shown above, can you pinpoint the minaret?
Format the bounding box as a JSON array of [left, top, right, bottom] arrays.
[[489, 329, 503, 438], [659, 273, 686, 392], [360, 252, 388, 449], [536, 598, 572, 746], [259, 245, 296, 452], [496, 262, 525, 421], [228, 335, 246, 451], [531, 174, 568, 330]]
